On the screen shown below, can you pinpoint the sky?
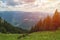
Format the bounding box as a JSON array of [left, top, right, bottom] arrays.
[[0, 0, 60, 13]]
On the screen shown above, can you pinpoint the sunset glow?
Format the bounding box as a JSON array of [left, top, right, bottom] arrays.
[[0, 0, 60, 39]]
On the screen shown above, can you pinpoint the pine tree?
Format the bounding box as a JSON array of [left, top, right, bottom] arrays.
[[52, 9, 60, 30], [42, 15, 52, 30], [30, 9, 60, 32]]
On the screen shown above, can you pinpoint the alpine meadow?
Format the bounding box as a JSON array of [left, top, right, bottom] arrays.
[[0, 0, 60, 40]]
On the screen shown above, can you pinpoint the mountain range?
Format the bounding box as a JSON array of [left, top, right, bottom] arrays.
[[0, 11, 53, 30]]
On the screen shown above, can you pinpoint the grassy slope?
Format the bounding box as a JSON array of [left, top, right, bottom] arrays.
[[20, 31, 60, 40], [0, 31, 60, 40], [0, 34, 20, 40]]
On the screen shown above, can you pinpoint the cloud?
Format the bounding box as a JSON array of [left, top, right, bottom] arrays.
[[0, 1, 7, 11], [21, 0, 35, 3], [4, 0, 35, 6], [6, 0, 17, 6], [1, 0, 23, 6], [0, 0, 60, 13]]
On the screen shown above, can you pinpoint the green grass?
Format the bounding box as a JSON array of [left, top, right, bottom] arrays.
[[0, 33, 21, 40], [20, 31, 60, 40], [0, 30, 60, 40]]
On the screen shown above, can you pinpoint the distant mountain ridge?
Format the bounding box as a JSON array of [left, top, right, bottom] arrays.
[[0, 11, 53, 30]]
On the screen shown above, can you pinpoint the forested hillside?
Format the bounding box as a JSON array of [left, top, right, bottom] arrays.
[[0, 17, 25, 33]]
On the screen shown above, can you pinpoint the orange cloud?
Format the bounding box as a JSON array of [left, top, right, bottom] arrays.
[[22, 0, 35, 3]]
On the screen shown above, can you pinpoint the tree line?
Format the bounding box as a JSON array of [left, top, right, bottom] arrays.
[[31, 9, 60, 32]]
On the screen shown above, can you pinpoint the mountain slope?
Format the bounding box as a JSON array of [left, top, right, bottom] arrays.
[[0, 30, 60, 40], [0, 17, 24, 33], [19, 31, 60, 40]]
